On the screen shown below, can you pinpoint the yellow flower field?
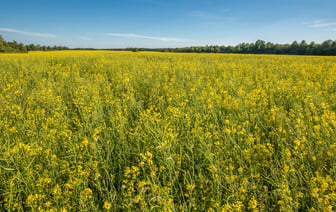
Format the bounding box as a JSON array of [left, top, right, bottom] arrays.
[[0, 51, 336, 211]]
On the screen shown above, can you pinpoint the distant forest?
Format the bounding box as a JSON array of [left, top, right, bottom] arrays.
[[79, 39, 336, 56], [0, 35, 69, 53], [1, 34, 336, 55], [130, 39, 336, 56]]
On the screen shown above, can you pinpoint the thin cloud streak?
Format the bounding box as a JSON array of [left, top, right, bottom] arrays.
[[311, 22, 336, 27], [105, 33, 190, 42], [308, 20, 336, 28], [0, 27, 56, 38]]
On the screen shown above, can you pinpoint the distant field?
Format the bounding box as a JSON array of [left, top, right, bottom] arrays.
[[0, 51, 335, 211]]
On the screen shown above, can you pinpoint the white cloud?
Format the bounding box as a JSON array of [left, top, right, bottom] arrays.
[[311, 22, 336, 27], [105, 33, 188, 42], [0, 27, 56, 38], [79, 36, 91, 40], [309, 20, 336, 28]]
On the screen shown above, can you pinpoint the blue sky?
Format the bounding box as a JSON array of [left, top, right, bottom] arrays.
[[0, 0, 335, 48]]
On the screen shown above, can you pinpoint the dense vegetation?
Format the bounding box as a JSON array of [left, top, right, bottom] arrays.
[[1, 51, 335, 211], [133, 39, 336, 55], [0, 35, 27, 53], [1, 34, 336, 55], [0, 35, 69, 53]]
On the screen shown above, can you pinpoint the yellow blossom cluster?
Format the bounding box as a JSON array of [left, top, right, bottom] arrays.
[[0, 51, 335, 211]]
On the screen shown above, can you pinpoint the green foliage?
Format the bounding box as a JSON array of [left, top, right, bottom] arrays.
[[1, 33, 336, 55], [0, 34, 69, 53], [25, 44, 69, 51], [0, 35, 27, 53], [148, 39, 336, 56]]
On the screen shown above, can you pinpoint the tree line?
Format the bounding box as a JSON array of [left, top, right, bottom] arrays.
[[130, 39, 336, 56], [0, 35, 69, 53], [1, 34, 336, 55]]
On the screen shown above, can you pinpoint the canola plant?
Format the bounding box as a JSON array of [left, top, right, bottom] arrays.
[[0, 51, 335, 211]]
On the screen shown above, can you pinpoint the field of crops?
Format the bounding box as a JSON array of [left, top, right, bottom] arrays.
[[0, 51, 336, 211]]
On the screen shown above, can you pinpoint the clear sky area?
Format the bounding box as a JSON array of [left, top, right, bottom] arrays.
[[0, 0, 335, 48]]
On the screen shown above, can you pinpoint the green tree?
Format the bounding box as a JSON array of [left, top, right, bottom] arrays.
[[299, 40, 308, 55], [290, 41, 299, 54], [254, 40, 266, 53], [321, 39, 333, 55]]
